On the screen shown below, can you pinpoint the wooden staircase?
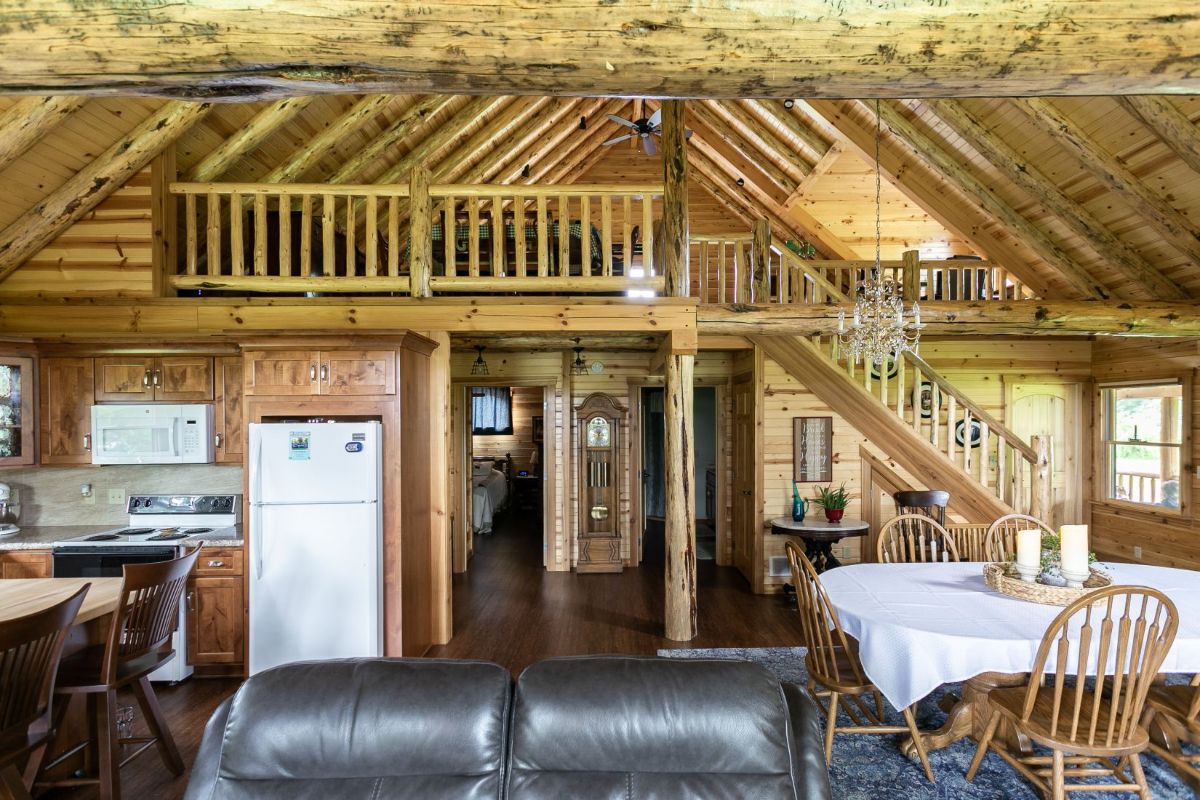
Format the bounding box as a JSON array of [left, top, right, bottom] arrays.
[[752, 335, 1050, 523]]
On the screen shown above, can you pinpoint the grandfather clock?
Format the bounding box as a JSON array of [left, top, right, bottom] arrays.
[[576, 393, 626, 573]]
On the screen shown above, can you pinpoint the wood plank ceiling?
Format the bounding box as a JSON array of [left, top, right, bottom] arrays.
[[0, 94, 1198, 301]]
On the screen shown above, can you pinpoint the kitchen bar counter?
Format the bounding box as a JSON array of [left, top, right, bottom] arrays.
[[0, 526, 244, 550]]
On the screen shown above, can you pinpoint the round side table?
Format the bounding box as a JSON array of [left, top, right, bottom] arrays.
[[770, 517, 871, 574]]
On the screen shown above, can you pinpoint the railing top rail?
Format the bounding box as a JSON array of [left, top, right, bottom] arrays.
[[170, 181, 411, 198], [429, 183, 664, 198], [690, 233, 754, 243], [803, 258, 997, 270]]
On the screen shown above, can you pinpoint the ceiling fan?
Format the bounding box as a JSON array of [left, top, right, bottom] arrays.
[[602, 108, 691, 156]]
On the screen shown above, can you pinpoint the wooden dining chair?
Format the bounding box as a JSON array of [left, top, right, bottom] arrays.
[[31, 546, 201, 800], [1142, 674, 1200, 793], [893, 490, 949, 525], [0, 585, 89, 800], [784, 540, 935, 783], [877, 514, 961, 563], [966, 585, 1179, 799], [985, 513, 1055, 562]]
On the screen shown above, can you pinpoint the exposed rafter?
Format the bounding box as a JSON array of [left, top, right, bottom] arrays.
[[260, 94, 393, 183], [785, 143, 842, 207], [328, 94, 456, 183], [187, 96, 315, 182], [494, 98, 611, 185], [686, 103, 795, 200], [1117, 96, 1200, 177], [0, 95, 85, 175], [710, 100, 811, 182], [925, 99, 1187, 300], [748, 99, 830, 162]]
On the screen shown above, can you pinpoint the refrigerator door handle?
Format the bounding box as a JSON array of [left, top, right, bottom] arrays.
[[251, 499, 378, 507], [251, 430, 264, 579]]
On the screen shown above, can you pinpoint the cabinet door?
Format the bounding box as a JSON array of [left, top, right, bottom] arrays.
[[213, 357, 244, 464], [40, 357, 95, 465], [94, 356, 155, 402], [0, 356, 34, 466], [187, 576, 244, 665], [321, 350, 396, 396], [0, 550, 52, 578], [244, 350, 319, 396], [154, 356, 214, 402]]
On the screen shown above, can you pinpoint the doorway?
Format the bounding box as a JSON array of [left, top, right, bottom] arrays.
[[1005, 380, 1084, 527], [639, 385, 718, 566]]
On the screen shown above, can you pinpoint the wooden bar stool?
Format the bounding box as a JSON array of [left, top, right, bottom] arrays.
[[32, 546, 201, 800], [0, 584, 89, 800]]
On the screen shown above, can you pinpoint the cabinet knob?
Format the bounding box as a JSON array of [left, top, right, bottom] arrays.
[[207, 559, 225, 568], [83, 433, 92, 451]]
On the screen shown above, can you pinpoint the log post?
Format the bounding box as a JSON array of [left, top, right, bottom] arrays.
[[902, 249, 920, 301], [664, 342, 697, 641], [150, 149, 178, 297], [752, 218, 771, 302], [1029, 434, 1052, 521], [661, 100, 689, 298], [409, 166, 433, 298]]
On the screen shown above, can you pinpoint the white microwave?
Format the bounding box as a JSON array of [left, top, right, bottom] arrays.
[[90, 404, 215, 465]]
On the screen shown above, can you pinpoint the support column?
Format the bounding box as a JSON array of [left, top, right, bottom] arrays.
[[409, 165, 432, 297], [752, 218, 771, 302], [661, 100, 689, 298], [1029, 434, 1052, 522], [664, 342, 696, 641], [902, 249, 921, 301]]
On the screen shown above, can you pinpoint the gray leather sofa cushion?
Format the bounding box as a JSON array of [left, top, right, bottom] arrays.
[[505, 656, 832, 800], [184, 658, 511, 800]]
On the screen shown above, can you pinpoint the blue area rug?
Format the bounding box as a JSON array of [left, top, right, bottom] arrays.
[[658, 646, 1196, 799]]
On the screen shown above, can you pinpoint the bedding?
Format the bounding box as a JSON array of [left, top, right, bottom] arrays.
[[472, 468, 509, 534]]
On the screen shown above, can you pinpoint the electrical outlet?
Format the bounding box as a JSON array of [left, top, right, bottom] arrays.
[[107, 488, 126, 506], [1133, 545, 1143, 560], [80, 492, 95, 506]]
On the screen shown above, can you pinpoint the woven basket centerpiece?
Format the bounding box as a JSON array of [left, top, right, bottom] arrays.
[[983, 562, 1112, 606]]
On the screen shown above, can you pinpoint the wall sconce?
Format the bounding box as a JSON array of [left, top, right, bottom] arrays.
[[471, 345, 489, 376]]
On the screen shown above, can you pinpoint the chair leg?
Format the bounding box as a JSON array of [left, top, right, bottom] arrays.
[[823, 691, 839, 766], [872, 689, 885, 723], [0, 764, 32, 800], [97, 689, 121, 800], [902, 705, 935, 783], [965, 710, 1001, 782], [1127, 753, 1151, 800], [1051, 749, 1065, 800], [22, 695, 71, 789], [132, 676, 184, 775]]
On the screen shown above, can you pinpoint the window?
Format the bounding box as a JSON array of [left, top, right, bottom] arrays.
[[471, 387, 513, 435], [1102, 382, 1184, 509]]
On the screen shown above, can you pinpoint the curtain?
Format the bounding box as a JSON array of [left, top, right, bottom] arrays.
[[471, 387, 513, 435]]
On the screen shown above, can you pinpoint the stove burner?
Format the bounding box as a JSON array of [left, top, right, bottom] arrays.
[[146, 532, 190, 541], [182, 527, 213, 534], [115, 528, 156, 535], [83, 533, 121, 541]]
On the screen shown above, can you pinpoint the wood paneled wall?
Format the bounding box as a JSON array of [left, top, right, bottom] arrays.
[[1091, 338, 1200, 569]]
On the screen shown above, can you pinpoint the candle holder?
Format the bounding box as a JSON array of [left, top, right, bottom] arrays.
[[1013, 562, 1039, 583], [1060, 566, 1089, 590]]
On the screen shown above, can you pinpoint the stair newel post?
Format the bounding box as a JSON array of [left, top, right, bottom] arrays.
[[902, 249, 920, 302], [661, 100, 689, 299], [1029, 434, 1052, 521], [664, 334, 697, 641], [409, 165, 433, 297], [752, 218, 771, 302]]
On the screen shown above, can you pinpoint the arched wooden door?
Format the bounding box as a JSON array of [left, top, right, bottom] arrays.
[[1006, 381, 1082, 527]]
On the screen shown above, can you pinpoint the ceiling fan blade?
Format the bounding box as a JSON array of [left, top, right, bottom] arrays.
[[607, 114, 640, 130], [603, 134, 634, 146], [647, 108, 662, 128], [643, 135, 658, 156]]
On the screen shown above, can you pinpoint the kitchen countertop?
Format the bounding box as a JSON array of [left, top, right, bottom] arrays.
[[0, 526, 244, 551]]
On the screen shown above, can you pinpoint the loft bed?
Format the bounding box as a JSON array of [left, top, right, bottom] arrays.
[[471, 453, 513, 535]]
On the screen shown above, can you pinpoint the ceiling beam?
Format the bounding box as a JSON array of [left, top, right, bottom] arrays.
[[493, 98, 610, 185], [0, 95, 85, 174], [784, 143, 842, 206], [805, 98, 1060, 300], [480, 98, 583, 183], [0, 101, 211, 281], [1016, 98, 1200, 272], [328, 94, 456, 183], [534, 103, 630, 185], [711, 100, 811, 181], [6, 3, 1199, 98], [187, 96, 315, 182], [260, 94, 393, 183], [1115, 96, 1200, 180], [747, 100, 830, 162], [925, 99, 1187, 300], [685, 103, 795, 200]]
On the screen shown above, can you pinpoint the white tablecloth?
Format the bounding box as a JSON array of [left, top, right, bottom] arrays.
[[820, 562, 1200, 711]]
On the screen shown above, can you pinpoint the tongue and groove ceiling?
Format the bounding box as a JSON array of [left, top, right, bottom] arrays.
[[0, 93, 1198, 301]]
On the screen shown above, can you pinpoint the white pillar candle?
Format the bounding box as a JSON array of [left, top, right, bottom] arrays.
[[1016, 528, 1041, 570], [1059, 524, 1090, 576]]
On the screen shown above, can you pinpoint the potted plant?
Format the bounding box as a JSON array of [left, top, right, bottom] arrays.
[[813, 483, 850, 523]]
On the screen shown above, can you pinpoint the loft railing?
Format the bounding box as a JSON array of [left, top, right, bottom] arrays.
[[690, 233, 754, 303]]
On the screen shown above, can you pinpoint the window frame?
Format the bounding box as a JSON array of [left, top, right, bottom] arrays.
[[1098, 378, 1190, 517]]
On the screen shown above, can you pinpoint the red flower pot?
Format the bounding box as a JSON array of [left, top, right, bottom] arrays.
[[824, 508, 845, 523]]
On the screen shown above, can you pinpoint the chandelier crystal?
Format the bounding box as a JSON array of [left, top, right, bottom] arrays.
[[837, 99, 924, 367]]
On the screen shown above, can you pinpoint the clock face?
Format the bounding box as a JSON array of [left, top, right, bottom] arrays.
[[586, 417, 610, 448], [590, 360, 605, 374]]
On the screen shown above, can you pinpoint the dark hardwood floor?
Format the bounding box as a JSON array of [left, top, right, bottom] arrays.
[[42, 513, 798, 798]]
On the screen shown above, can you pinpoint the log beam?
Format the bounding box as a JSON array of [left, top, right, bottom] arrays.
[[661, 100, 689, 298], [784, 144, 842, 207], [492, 98, 607, 184], [5, 3, 1199, 98], [187, 96, 315, 181], [689, 101, 798, 196], [925, 99, 1187, 300], [684, 107, 792, 204], [409, 166, 432, 298], [664, 347, 696, 641], [0, 101, 211, 282], [328, 94, 455, 183], [1117, 96, 1200, 177], [0, 95, 85, 174], [261, 94, 392, 184], [710, 100, 812, 182], [748, 100, 830, 161]]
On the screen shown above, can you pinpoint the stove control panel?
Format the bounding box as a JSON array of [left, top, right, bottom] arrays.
[[128, 494, 241, 515]]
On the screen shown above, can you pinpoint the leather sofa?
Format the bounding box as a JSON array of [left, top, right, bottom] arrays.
[[185, 655, 831, 800]]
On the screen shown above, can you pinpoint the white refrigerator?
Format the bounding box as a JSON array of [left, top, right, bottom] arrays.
[[248, 421, 383, 675]]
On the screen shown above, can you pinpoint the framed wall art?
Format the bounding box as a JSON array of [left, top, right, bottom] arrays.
[[793, 416, 834, 482]]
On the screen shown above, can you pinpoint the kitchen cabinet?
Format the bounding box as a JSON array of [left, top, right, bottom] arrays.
[[244, 349, 395, 396], [39, 357, 95, 465], [187, 547, 244, 668], [0, 356, 34, 466], [214, 356, 244, 464], [94, 355, 213, 402], [0, 549, 52, 578]]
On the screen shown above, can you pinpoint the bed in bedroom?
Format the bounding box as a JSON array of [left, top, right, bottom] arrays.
[[472, 454, 512, 535]]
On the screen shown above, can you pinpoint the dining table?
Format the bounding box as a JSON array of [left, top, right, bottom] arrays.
[[820, 562, 1200, 757]]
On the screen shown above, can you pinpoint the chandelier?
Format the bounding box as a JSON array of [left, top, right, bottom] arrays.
[[837, 99, 924, 367]]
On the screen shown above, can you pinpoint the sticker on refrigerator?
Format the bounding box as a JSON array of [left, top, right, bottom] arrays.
[[288, 431, 311, 460], [345, 441, 364, 453]]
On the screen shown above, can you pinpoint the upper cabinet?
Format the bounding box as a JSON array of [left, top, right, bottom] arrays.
[[213, 356, 244, 464], [40, 357, 95, 465], [94, 356, 213, 402], [244, 350, 396, 397], [0, 357, 34, 467]]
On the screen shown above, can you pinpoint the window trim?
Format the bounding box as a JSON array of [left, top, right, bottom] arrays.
[[1097, 377, 1190, 518]]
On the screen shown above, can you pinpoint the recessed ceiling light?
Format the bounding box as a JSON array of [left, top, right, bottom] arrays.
[[783, 99, 795, 109]]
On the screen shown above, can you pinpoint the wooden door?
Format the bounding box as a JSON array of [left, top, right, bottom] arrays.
[[154, 356, 214, 401], [732, 373, 756, 582], [243, 350, 320, 396], [1007, 381, 1082, 527], [321, 350, 396, 395], [93, 356, 154, 402], [214, 356, 244, 464], [40, 357, 95, 465], [187, 576, 244, 665]]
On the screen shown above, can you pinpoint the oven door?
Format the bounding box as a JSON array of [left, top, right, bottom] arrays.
[[52, 546, 181, 577]]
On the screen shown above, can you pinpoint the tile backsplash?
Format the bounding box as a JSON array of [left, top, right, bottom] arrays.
[[2, 465, 243, 526]]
